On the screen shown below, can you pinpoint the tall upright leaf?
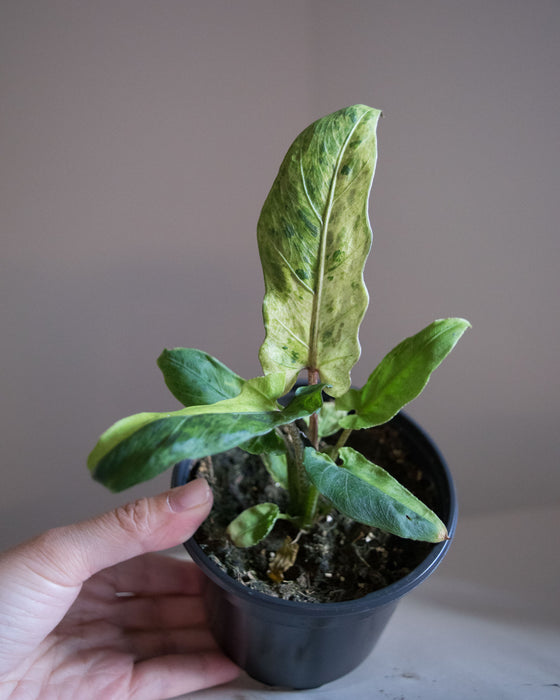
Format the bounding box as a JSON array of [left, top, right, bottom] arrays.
[[258, 105, 382, 397]]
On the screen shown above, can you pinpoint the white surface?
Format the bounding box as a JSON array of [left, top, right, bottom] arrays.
[[181, 505, 560, 699]]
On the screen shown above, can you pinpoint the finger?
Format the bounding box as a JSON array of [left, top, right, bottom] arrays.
[[52, 623, 223, 664], [22, 479, 212, 588], [126, 626, 218, 660], [129, 652, 240, 700], [108, 594, 207, 630], [101, 554, 205, 597]]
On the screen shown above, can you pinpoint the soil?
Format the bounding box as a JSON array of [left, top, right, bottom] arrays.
[[193, 420, 441, 604]]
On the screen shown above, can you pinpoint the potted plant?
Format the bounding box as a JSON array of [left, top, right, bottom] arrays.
[[88, 104, 469, 689]]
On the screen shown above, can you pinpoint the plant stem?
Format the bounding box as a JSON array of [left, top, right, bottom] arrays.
[[330, 427, 353, 461], [307, 368, 320, 450], [301, 485, 319, 529], [297, 367, 322, 528], [282, 369, 323, 527], [283, 422, 307, 517], [308, 412, 319, 450]]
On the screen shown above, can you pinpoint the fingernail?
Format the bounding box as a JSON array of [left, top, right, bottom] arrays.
[[167, 479, 211, 513]]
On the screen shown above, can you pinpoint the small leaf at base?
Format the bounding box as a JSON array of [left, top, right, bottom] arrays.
[[226, 503, 282, 547]]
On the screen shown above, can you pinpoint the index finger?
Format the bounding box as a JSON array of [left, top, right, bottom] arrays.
[[97, 553, 206, 597]]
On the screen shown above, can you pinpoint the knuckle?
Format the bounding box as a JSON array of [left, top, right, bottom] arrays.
[[113, 497, 154, 537]]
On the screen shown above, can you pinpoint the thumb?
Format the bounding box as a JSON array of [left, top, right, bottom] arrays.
[[0, 479, 213, 675], [22, 478, 213, 587]]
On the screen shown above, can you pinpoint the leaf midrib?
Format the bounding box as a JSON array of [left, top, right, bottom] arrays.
[[307, 110, 370, 371]]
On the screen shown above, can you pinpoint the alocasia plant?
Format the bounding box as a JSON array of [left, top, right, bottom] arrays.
[[88, 104, 469, 559]]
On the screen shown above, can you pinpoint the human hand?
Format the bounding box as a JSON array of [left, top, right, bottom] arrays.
[[0, 479, 239, 699]]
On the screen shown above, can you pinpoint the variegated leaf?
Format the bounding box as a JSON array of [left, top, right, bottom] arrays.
[[258, 105, 382, 396]]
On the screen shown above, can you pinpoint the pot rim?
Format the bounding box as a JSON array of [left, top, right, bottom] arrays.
[[171, 411, 457, 618]]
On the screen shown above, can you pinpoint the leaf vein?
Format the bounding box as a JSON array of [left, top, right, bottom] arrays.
[[270, 243, 315, 295], [332, 158, 372, 203], [272, 317, 310, 349], [299, 150, 323, 225]]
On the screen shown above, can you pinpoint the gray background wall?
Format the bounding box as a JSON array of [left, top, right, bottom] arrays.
[[1, 1, 558, 550]]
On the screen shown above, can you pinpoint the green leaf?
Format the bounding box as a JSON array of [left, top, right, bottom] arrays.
[[241, 430, 285, 456], [261, 452, 288, 488], [88, 374, 283, 473], [223, 372, 289, 409], [303, 446, 448, 542], [317, 401, 348, 437], [226, 503, 283, 547], [88, 382, 325, 492], [258, 105, 382, 397], [157, 348, 245, 407], [336, 318, 471, 430]]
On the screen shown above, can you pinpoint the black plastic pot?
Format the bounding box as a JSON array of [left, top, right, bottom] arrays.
[[171, 412, 457, 689]]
